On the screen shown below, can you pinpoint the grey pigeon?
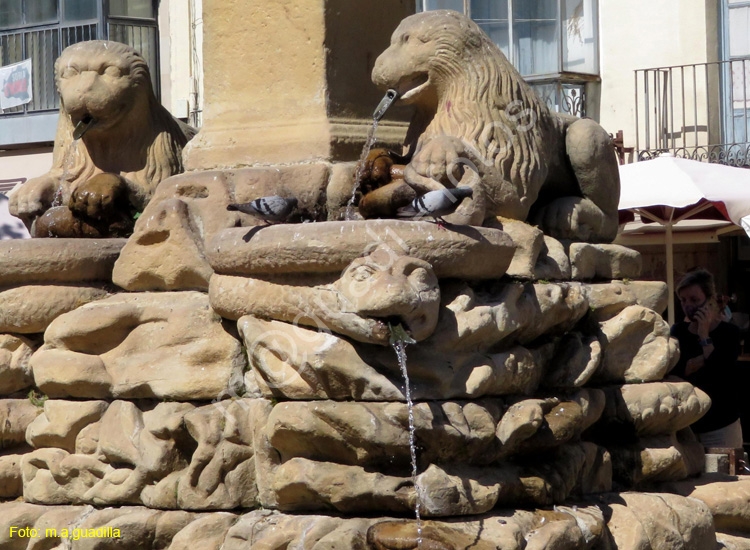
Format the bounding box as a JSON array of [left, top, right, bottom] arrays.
[[227, 196, 298, 224], [396, 186, 473, 227]]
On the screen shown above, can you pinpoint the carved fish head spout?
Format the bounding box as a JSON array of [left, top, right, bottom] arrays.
[[333, 245, 441, 342]]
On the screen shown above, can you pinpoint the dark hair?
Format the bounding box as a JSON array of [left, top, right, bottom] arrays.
[[676, 268, 716, 300]]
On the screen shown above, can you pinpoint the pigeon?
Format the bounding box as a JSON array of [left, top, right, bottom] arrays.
[[227, 196, 298, 224], [396, 186, 474, 228]]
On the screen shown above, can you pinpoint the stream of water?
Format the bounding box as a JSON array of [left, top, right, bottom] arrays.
[[344, 118, 380, 219], [391, 340, 423, 548]]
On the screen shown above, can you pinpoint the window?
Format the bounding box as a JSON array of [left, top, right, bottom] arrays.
[[0, 0, 158, 118], [419, 0, 600, 118], [724, 0, 750, 144]]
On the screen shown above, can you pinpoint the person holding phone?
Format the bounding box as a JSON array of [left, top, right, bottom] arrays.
[[671, 269, 743, 448]]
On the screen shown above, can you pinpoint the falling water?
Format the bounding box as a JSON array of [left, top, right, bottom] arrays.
[[345, 119, 380, 219], [52, 142, 77, 207], [345, 89, 399, 220], [391, 336, 423, 549]]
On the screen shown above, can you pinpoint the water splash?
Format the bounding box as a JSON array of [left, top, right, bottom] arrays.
[[344, 119, 379, 219], [52, 142, 77, 207], [344, 89, 399, 220], [390, 324, 422, 549]]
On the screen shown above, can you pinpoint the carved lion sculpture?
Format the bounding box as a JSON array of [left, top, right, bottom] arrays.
[[10, 40, 196, 237], [371, 10, 620, 242]]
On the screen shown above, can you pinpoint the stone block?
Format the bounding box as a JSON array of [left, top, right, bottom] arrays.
[[0, 284, 109, 334], [31, 292, 245, 400], [206, 220, 515, 280], [569, 243, 642, 280], [593, 305, 679, 384], [0, 334, 37, 395], [0, 239, 125, 286]]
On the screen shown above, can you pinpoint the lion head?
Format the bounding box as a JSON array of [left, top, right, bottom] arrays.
[[333, 245, 440, 341], [47, 40, 195, 210]]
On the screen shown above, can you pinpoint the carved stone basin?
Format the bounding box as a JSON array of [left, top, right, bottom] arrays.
[[206, 220, 515, 279], [0, 238, 126, 285]]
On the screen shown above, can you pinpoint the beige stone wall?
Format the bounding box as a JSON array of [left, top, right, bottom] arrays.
[[184, 0, 415, 170], [598, 0, 721, 157]]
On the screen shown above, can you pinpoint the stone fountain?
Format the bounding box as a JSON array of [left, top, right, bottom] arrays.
[[2, 3, 750, 550]]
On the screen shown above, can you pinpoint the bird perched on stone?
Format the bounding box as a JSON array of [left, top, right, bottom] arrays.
[[227, 196, 298, 224], [396, 186, 473, 228]]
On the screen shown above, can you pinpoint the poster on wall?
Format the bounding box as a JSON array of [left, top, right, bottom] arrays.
[[0, 59, 33, 112]]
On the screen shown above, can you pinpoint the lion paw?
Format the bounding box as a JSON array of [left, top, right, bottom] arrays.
[[408, 135, 472, 190], [9, 176, 59, 221], [532, 196, 616, 242], [70, 173, 128, 220]]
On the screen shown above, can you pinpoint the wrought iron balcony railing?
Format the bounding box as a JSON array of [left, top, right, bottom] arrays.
[[635, 57, 750, 166]]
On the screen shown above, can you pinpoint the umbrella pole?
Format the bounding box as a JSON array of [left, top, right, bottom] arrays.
[[666, 220, 675, 326]]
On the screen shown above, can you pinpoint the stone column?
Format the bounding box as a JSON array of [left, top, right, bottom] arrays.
[[184, 0, 415, 171]]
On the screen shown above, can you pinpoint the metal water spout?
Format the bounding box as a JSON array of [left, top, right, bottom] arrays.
[[73, 114, 97, 140], [373, 89, 399, 122]]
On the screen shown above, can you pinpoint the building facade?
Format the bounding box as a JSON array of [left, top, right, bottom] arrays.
[[0, 0, 203, 192]]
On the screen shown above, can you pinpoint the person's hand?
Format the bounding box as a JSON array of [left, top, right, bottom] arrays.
[[685, 356, 705, 376], [693, 302, 715, 340]]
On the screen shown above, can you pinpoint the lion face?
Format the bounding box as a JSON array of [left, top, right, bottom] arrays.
[[334, 246, 440, 341], [56, 41, 150, 134], [372, 10, 480, 106]]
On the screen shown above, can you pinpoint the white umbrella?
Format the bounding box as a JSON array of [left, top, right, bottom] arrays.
[[618, 155, 750, 324]]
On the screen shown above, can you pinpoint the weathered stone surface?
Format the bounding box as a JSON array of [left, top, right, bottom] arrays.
[[214, 507, 606, 550], [593, 305, 679, 384], [207, 220, 515, 280], [718, 533, 750, 550], [267, 394, 601, 468], [0, 502, 616, 550], [26, 400, 108, 452], [427, 281, 588, 353], [599, 381, 711, 436], [0, 284, 109, 334], [269, 443, 610, 515], [0, 399, 42, 449], [31, 292, 245, 400], [238, 316, 548, 401], [492, 219, 572, 281], [0, 334, 36, 395], [582, 281, 669, 322], [113, 198, 214, 291], [268, 399, 503, 467], [544, 332, 602, 388], [176, 399, 270, 510], [503, 390, 605, 456], [601, 492, 716, 550], [0, 238, 125, 285], [77, 507, 199, 549], [569, 243, 642, 280], [21, 399, 269, 509], [167, 513, 238, 550], [608, 432, 705, 486], [494, 218, 545, 278], [0, 502, 55, 549], [0, 451, 25, 497], [537, 236, 573, 281], [213, 246, 441, 345], [660, 476, 750, 535]]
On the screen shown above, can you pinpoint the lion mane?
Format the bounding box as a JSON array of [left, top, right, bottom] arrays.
[[418, 11, 554, 193], [49, 41, 195, 209]]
